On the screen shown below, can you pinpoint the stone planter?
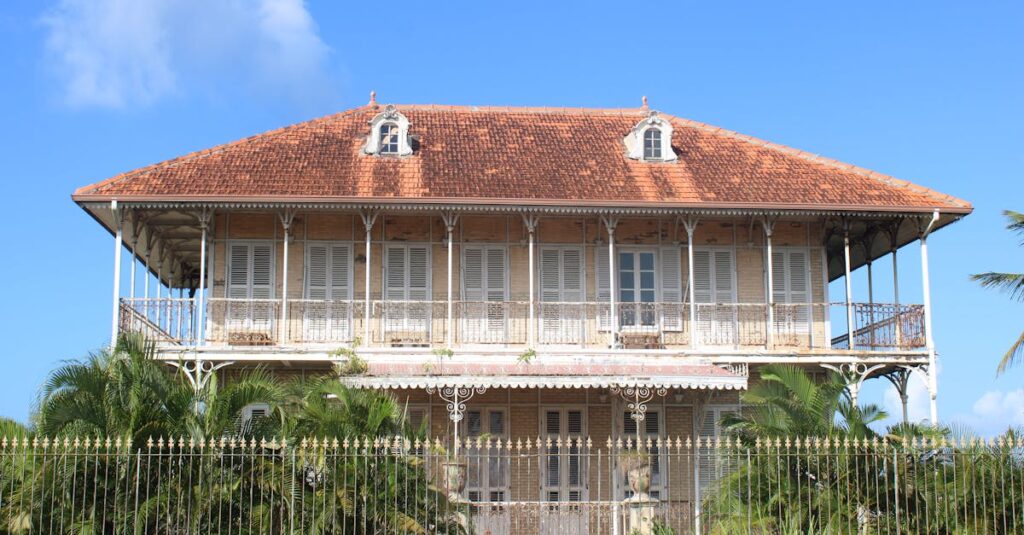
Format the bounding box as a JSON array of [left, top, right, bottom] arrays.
[[442, 461, 467, 500], [619, 454, 652, 495]]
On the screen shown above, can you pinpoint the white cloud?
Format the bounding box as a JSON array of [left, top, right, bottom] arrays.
[[881, 370, 932, 426], [41, 0, 331, 108], [951, 389, 1024, 437]]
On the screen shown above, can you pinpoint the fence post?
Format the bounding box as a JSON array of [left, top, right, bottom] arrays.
[[893, 446, 901, 535]]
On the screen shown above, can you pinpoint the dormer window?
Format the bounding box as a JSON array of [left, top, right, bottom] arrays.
[[379, 123, 399, 154], [643, 128, 662, 160], [625, 111, 677, 162], [364, 105, 414, 156]]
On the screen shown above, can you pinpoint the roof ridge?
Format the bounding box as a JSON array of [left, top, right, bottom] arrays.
[[387, 103, 647, 116], [663, 115, 971, 210], [73, 105, 376, 196]]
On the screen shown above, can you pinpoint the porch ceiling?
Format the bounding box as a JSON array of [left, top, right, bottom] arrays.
[[338, 361, 748, 390]]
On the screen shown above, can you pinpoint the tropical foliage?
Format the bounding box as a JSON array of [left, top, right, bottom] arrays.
[[1, 332, 460, 534], [971, 209, 1024, 373], [704, 364, 1024, 534]]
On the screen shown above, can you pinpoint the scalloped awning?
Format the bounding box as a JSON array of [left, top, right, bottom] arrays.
[[338, 361, 748, 390]]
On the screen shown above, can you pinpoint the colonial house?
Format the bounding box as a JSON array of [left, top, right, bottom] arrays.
[[73, 96, 969, 532]]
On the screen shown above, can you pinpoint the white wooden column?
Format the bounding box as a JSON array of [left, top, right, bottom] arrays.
[[361, 210, 379, 344], [919, 211, 940, 423], [682, 217, 699, 348], [110, 200, 123, 347], [278, 209, 296, 344], [843, 222, 855, 350], [523, 214, 540, 347], [196, 208, 213, 346], [888, 220, 902, 346], [442, 211, 459, 348], [763, 217, 776, 349], [601, 215, 620, 347]]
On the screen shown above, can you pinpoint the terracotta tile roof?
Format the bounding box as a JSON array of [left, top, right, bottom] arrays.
[[72, 104, 971, 213]]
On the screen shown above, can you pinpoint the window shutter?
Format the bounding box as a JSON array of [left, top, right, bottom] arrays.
[[562, 249, 583, 302], [385, 247, 407, 301], [540, 249, 561, 302], [228, 244, 250, 299], [485, 248, 506, 302], [659, 246, 683, 331], [462, 248, 484, 302], [306, 245, 328, 301], [250, 244, 273, 300], [330, 245, 351, 300], [713, 250, 734, 303], [407, 246, 429, 301], [596, 249, 611, 329], [692, 250, 712, 303]]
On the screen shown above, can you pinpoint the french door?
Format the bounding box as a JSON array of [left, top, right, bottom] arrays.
[[303, 243, 352, 342], [383, 244, 431, 340], [225, 241, 275, 334], [462, 246, 507, 343], [540, 408, 587, 535], [539, 247, 584, 344]]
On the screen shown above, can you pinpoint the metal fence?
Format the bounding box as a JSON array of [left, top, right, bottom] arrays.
[[1, 434, 1021, 534]]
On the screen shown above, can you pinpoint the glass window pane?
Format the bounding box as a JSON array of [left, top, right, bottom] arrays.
[[640, 290, 655, 303], [639, 253, 655, 271], [619, 252, 634, 270], [620, 290, 634, 302], [619, 272, 634, 289], [640, 271, 655, 289]]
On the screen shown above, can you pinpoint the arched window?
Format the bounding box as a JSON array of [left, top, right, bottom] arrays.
[[379, 123, 399, 154], [643, 128, 662, 160]]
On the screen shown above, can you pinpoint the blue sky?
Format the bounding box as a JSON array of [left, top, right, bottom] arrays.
[[0, 1, 1021, 434]]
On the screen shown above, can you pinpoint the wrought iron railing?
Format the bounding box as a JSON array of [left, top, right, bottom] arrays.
[[120, 298, 925, 352], [0, 434, 1019, 534], [118, 298, 195, 345]]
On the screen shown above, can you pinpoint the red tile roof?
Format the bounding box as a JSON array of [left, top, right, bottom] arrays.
[[72, 104, 971, 214]]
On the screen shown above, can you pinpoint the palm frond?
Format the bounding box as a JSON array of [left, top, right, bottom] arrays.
[[970, 272, 1024, 302], [997, 329, 1024, 375]]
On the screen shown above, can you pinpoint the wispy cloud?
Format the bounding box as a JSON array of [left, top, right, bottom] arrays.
[[40, 0, 331, 108], [951, 388, 1024, 437]]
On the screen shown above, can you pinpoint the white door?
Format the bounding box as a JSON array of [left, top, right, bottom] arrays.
[[771, 249, 811, 344], [693, 248, 737, 345], [303, 243, 352, 342], [539, 247, 584, 344], [697, 406, 739, 495], [540, 408, 587, 535], [226, 241, 274, 335], [383, 245, 431, 342], [464, 408, 510, 535], [595, 248, 684, 335], [462, 246, 507, 343]]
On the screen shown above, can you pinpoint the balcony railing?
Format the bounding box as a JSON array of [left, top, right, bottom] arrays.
[[122, 298, 927, 352]]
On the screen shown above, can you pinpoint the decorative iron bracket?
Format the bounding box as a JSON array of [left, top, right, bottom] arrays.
[[821, 362, 885, 406], [168, 359, 235, 391], [610, 385, 668, 423], [426, 385, 488, 424]]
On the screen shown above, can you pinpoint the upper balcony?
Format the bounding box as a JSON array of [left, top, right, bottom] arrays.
[[98, 206, 946, 366]]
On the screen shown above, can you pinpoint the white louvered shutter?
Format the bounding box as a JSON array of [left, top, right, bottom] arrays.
[[329, 245, 352, 338], [462, 246, 506, 342], [384, 245, 430, 335], [304, 244, 329, 340], [772, 249, 810, 338], [540, 248, 583, 343], [228, 244, 251, 299], [697, 409, 718, 492], [694, 249, 735, 345], [226, 242, 274, 332], [596, 249, 611, 330], [659, 246, 683, 331]]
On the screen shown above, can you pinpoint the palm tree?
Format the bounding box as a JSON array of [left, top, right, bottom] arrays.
[[971, 210, 1024, 373], [720, 363, 888, 441]]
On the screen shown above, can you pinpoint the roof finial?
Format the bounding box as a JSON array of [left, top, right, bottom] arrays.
[[641, 95, 649, 110], [369, 90, 377, 107]]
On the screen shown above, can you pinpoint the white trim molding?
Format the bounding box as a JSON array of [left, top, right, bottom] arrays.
[[364, 105, 414, 156], [624, 111, 678, 162]]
